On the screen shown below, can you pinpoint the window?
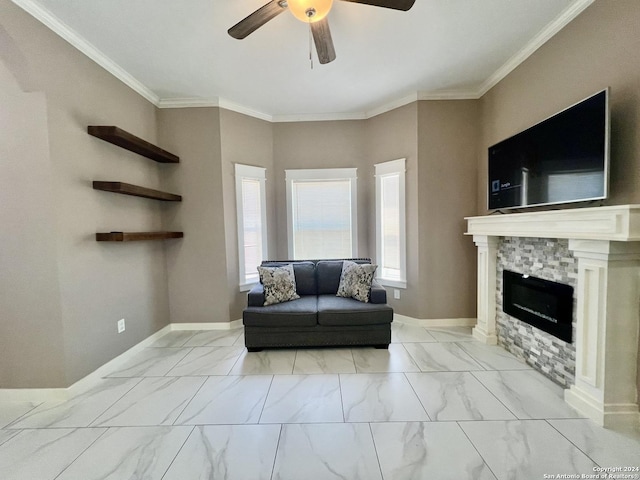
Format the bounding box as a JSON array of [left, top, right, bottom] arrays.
[[286, 168, 358, 259], [375, 158, 406, 288], [235, 164, 268, 290]]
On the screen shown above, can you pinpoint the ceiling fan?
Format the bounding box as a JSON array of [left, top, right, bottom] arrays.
[[228, 0, 416, 65]]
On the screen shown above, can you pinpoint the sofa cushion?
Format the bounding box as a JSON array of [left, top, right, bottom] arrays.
[[336, 260, 378, 303], [258, 264, 300, 306], [243, 296, 318, 327], [262, 261, 317, 295], [317, 295, 393, 326], [317, 259, 372, 294], [316, 260, 344, 294]]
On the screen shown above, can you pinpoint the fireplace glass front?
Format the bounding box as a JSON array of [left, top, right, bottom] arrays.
[[503, 269, 573, 343]]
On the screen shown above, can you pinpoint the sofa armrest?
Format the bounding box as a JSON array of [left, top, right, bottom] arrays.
[[247, 283, 265, 307], [370, 280, 388, 304]]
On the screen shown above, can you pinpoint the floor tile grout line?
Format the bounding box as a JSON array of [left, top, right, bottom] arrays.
[[86, 377, 146, 428], [0, 429, 20, 447], [402, 371, 432, 422], [398, 342, 422, 372], [3, 401, 44, 429], [338, 374, 346, 422], [368, 422, 385, 480], [227, 347, 246, 374], [159, 346, 195, 377], [175, 330, 198, 348], [269, 423, 284, 480], [170, 376, 211, 426], [455, 420, 500, 480], [257, 375, 276, 424], [544, 419, 604, 468], [104, 346, 194, 378], [51, 425, 110, 480], [347, 348, 357, 374], [469, 370, 521, 420], [159, 425, 197, 480], [452, 340, 488, 371], [291, 349, 298, 375]]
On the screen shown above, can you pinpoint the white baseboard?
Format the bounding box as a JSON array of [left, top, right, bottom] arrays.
[[0, 321, 244, 402], [394, 314, 477, 328], [171, 319, 243, 330]]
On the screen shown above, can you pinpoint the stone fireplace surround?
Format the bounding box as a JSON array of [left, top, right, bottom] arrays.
[[496, 237, 578, 388], [466, 204, 640, 428]]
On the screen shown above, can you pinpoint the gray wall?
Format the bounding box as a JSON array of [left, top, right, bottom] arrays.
[[220, 109, 275, 321], [417, 100, 479, 319], [0, 59, 65, 388], [273, 121, 369, 260], [364, 104, 420, 316], [478, 0, 640, 214], [1, 0, 170, 387], [158, 107, 230, 324]]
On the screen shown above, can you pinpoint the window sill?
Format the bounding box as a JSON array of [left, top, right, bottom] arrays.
[[239, 282, 258, 292], [377, 278, 407, 289]]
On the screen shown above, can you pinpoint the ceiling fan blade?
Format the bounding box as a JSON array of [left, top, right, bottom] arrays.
[[228, 0, 288, 39], [339, 0, 415, 11], [311, 18, 336, 65]]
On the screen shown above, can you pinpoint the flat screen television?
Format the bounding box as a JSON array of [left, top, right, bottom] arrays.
[[488, 89, 610, 210]]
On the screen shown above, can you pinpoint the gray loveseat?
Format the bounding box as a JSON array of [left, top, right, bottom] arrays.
[[243, 259, 393, 351]]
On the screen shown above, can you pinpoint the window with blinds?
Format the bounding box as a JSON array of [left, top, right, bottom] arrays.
[[286, 168, 357, 260], [375, 159, 406, 288], [235, 164, 267, 289]]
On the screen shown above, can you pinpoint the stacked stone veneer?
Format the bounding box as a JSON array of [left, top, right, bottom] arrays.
[[496, 237, 578, 387]]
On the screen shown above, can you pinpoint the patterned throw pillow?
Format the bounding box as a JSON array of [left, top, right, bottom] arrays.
[[336, 260, 378, 303], [257, 264, 300, 306]]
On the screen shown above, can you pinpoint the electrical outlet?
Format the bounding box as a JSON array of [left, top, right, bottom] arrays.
[[117, 318, 126, 333], [394, 289, 400, 300]]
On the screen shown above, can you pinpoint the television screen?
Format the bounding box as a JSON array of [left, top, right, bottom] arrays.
[[488, 89, 609, 210]]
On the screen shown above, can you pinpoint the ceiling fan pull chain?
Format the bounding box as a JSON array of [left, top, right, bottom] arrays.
[[308, 20, 314, 70]]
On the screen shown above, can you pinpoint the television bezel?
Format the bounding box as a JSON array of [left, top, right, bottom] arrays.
[[487, 88, 610, 211]]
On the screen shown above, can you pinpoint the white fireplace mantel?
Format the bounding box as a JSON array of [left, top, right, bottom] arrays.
[[466, 204, 640, 241], [466, 204, 640, 428]]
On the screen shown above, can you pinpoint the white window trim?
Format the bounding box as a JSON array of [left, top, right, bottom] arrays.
[[235, 163, 268, 291], [375, 158, 407, 289], [285, 168, 358, 260]]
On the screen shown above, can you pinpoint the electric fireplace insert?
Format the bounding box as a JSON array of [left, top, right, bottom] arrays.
[[503, 270, 573, 343]]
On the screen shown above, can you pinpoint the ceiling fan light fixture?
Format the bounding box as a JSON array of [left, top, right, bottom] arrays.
[[288, 0, 333, 23]]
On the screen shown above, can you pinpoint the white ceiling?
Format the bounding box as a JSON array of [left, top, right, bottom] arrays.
[[14, 0, 593, 121]]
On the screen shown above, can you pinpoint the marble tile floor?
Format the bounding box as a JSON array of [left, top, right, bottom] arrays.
[[1, 323, 639, 480]]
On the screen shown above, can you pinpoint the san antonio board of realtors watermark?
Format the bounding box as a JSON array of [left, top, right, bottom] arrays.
[[543, 466, 640, 479]]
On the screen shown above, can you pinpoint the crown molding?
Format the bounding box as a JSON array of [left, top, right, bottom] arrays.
[[476, 0, 595, 97], [218, 99, 274, 122], [13, 0, 593, 123], [363, 93, 419, 119], [156, 97, 220, 109], [157, 97, 274, 122], [417, 90, 482, 100], [11, 0, 160, 105], [272, 111, 367, 123]]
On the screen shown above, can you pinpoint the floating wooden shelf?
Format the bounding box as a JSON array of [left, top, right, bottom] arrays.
[[96, 231, 184, 242], [88, 126, 179, 163], [93, 181, 182, 202]]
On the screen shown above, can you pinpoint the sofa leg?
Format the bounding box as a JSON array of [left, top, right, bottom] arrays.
[[247, 347, 263, 352], [373, 344, 389, 349]]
